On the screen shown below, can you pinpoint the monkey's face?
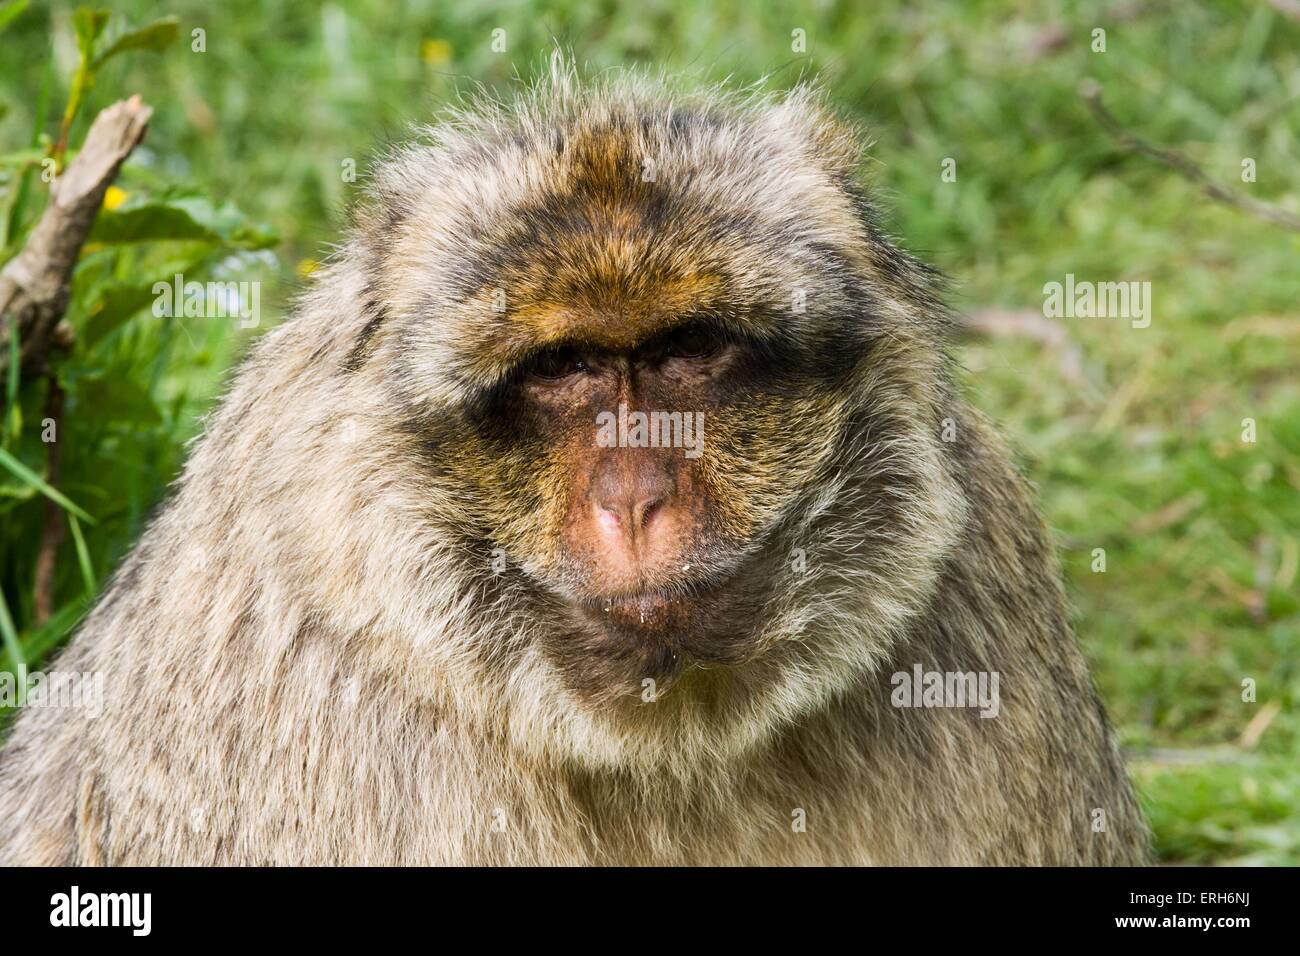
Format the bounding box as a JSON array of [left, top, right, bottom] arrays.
[[368, 103, 958, 713], [498, 317, 843, 652], [446, 285, 856, 699]]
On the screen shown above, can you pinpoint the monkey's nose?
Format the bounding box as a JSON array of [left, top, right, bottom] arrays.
[[589, 455, 677, 565], [594, 493, 666, 544]]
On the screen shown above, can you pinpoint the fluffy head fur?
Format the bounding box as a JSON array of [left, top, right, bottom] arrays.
[[0, 59, 1148, 865]]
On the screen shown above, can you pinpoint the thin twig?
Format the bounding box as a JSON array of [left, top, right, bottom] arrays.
[[0, 96, 153, 389], [1079, 78, 1300, 232]]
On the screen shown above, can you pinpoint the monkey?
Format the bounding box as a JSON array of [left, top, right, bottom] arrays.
[[0, 61, 1149, 866]]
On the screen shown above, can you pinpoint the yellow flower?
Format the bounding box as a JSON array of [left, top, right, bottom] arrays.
[[103, 185, 128, 211], [421, 38, 453, 66], [297, 258, 319, 277]]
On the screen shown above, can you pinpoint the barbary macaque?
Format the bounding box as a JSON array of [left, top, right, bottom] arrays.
[[0, 63, 1148, 865]]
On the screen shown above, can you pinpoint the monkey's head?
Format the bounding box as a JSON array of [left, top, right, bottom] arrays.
[[330, 64, 968, 767]]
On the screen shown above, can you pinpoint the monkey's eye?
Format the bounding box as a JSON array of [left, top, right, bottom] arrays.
[[528, 347, 588, 381], [663, 325, 719, 360]]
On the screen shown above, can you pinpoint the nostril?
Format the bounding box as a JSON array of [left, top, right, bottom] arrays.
[[595, 502, 626, 536], [594, 495, 665, 542], [633, 496, 664, 533]]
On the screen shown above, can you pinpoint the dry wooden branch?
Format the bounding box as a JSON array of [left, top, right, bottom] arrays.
[[1079, 79, 1300, 232], [0, 96, 153, 387]]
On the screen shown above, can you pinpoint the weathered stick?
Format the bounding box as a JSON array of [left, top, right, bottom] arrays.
[[0, 95, 153, 387], [1079, 79, 1300, 233]]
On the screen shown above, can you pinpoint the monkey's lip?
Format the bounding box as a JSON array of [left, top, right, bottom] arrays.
[[594, 590, 680, 615], [575, 578, 727, 628]]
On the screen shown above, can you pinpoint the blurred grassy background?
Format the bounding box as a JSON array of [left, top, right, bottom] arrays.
[[1, 0, 1297, 864]]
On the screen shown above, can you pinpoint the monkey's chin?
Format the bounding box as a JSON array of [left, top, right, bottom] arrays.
[[585, 590, 698, 635], [573, 575, 761, 650], [537, 576, 768, 704]]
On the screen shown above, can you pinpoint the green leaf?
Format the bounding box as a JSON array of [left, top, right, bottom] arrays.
[[0, 586, 23, 675], [90, 203, 222, 244], [94, 15, 180, 67], [2, 44, 53, 249], [4, 311, 19, 442], [20, 599, 85, 667], [0, 148, 45, 166], [0, 474, 36, 503], [81, 282, 161, 347], [0, 0, 29, 35], [68, 513, 96, 597], [3, 401, 21, 442], [72, 7, 110, 61], [74, 373, 162, 426], [90, 195, 278, 250], [0, 446, 94, 523]]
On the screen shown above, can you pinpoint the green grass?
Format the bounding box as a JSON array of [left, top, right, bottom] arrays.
[[1, 0, 1297, 863]]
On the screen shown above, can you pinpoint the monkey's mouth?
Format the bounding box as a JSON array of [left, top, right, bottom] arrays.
[[590, 590, 689, 628], [572, 574, 735, 635], [535, 566, 770, 697]]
